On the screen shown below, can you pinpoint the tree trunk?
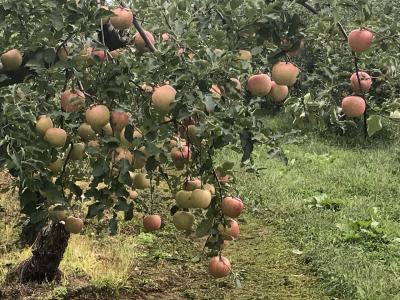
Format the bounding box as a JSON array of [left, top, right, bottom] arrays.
[[6, 222, 70, 283], [18, 218, 41, 248]]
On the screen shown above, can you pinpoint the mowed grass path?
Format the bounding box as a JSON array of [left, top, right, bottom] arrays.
[[223, 132, 400, 299]]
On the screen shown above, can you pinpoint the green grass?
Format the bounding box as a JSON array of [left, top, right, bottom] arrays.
[[220, 121, 400, 299]]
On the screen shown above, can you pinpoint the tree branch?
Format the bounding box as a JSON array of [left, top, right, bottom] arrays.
[[295, 0, 318, 15]]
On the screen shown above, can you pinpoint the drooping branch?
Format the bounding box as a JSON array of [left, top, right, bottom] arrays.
[[295, 0, 318, 15]]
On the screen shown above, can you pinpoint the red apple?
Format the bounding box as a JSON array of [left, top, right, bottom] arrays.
[[221, 197, 244, 218], [1, 49, 23, 71], [271, 62, 299, 87], [348, 29, 373, 53], [269, 81, 289, 103], [350, 71, 372, 93], [208, 256, 231, 278], [134, 31, 155, 51], [341, 96, 366, 117], [247, 74, 272, 97], [143, 215, 161, 232], [110, 7, 133, 30], [60, 89, 85, 112], [111, 111, 129, 132], [151, 85, 176, 113]]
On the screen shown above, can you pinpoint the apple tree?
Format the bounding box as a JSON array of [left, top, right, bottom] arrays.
[[0, 0, 310, 283]]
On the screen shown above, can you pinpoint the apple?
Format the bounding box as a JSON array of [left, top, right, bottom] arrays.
[[190, 189, 212, 209], [88, 140, 100, 148], [184, 178, 202, 191], [171, 146, 191, 162], [64, 216, 84, 234], [247, 74, 272, 97], [36, 115, 53, 136], [341, 96, 366, 117], [222, 219, 240, 240], [269, 81, 289, 103], [60, 89, 85, 112], [162, 32, 170, 41], [210, 84, 222, 99], [348, 29, 373, 53], [350, 71, 372, 93], [92, 49, 107, 62], [173, 211, 195, 231], [271, 62, 299, 87], [238, 50, 251, 61], [208, 256, 231, 278], [48, 158, 63, 175], [186, 125, 201, 145], [134, 31, 155, 51], [45, 128, 67, 148], [85, 105, 110, 129], [175, 190, 193, 208], [78, 123, 96, 140], [230, 78, 242, 90], [151, 85, 177, 113], [69, 143, 85, 160], [129, 190, 139, 199], [203, 183, 215, 195], [133, 173, 151, 189], [141, 83, 154, 93], [143, 215, 161, 232], [1, 49, 22, 71], [100, 123, 113, 136], [221, 197, 244, 218], [110, 7, 133, 30], [114, 147, 133, 164], [111, 111, 129, 132]]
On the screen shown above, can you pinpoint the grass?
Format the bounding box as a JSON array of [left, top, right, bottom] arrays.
[[218, 117, 400, 299]]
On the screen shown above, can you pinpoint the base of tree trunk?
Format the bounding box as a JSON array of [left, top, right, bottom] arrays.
[[6, 222, 70, 283]]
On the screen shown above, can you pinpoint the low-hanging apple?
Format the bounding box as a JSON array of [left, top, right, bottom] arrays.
[[45, 128, 67, 148], [175, 190, 193, 208], [110, 7, 133, 30], [1, 49, 23, 71], [247, 74, 272, 97], [221, 197, 244, 218], [36, 115, 53, 136], [134, 31, 155, 51], [238, 50, 252, 61], [133, 173, 151, 189], [341, 96, 366, 117], [64, 216, 84, 234], [78, 123, 96, 141], [173, 211, 195, 231], [85, 104, 110, 129], [190, 189, 212, 209], [60, 89, 85, 112], [111, 111, 129, 132], [271, 62, 299, 86], [151, 85, 177, 113], [348, 29, 373, 53], [350, 71, 372, 93], [208, 256, 231, 278], [269, 81, 289, 103], [143, 215, 161, 232], [69, 143, 85, 160]]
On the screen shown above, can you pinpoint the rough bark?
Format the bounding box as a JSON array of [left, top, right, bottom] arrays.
[[18, 218, 41, 248], [6, 222, 70, 283]]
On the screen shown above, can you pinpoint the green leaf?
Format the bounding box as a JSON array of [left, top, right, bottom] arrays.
[[367, 115, 383, 137]]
